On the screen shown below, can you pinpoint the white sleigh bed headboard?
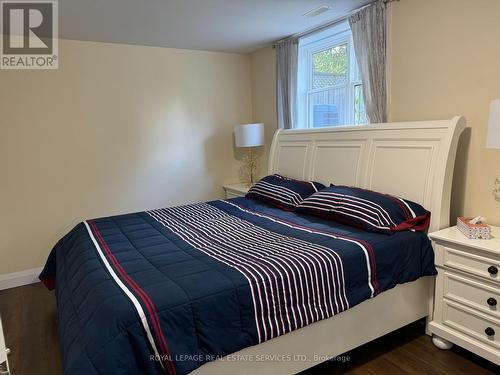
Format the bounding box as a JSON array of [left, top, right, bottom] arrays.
[[268, 116, 466, 233]]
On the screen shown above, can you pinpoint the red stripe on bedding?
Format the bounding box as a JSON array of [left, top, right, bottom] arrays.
[[40, 275, 56, 290]]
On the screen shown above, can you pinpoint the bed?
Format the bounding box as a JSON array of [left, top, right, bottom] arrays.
[[40, 116, 466, 375]]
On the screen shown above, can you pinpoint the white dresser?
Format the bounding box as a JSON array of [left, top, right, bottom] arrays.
[[223, 183, 251, 199], [429, 226, 500, 365], [0, 317, 9, 375]]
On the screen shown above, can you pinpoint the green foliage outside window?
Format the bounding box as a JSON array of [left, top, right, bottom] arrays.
[[313, 44, 348, 75]]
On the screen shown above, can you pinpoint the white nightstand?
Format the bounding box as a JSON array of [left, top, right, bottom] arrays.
[[223, 183, 251, 199], [0, 317, 10, 375], [428, 225, 500, 365]]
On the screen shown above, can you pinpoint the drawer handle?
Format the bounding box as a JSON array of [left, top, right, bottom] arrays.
[[487, 297, 498, 306], [488, 266, 498, 275], [485, 327, 495, 336]]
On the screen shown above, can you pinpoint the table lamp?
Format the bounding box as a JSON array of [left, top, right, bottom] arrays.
[[234, 123, 264, 185]]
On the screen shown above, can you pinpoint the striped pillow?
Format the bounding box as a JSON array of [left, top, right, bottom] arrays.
[[295, 185, 431, 234], [245, 174, 325, 210]]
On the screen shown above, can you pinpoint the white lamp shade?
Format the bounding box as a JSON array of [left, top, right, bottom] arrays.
[[487, 99, 500, 149], [234, 123, 264, 148]]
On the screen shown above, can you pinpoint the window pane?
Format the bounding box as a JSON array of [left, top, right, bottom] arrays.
[[297, 22, 367, 128], [354, 84, 368, 124], [309, 87, 348, 127], [312, 44, 348, 89]]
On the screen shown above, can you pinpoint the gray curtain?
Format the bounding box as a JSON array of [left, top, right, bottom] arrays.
[[349, 1, 387, 123], [276, 38, 298, 129]]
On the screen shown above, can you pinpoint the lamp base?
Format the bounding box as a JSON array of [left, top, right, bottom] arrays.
[[240, 147, 259, 186]]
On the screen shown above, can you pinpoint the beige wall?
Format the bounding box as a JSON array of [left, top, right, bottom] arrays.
[[0, 39, 252, 275], [4, 0, 500, 276], [388, 0, 500, 225], [250, 46, 277, 177], [250, 0, 500, 226]]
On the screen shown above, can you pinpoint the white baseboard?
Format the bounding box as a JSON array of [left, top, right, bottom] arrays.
[[0, 267, 43, 291]]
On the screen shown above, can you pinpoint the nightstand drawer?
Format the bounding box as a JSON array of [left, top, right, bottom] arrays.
[[443, 300, 500, 350], [443, 271, 500, 319], [443, 246, 500, 282]]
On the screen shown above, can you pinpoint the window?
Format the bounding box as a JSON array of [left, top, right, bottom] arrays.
[[297, 22, 367, 128]]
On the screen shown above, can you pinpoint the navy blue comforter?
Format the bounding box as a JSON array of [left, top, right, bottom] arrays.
[[40, 197, 436, 375]]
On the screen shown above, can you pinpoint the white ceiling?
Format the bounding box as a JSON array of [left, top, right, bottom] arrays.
[[59, 0, 372, 53]]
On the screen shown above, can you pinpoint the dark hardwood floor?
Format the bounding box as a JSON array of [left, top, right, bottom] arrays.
[[0, 283, 498, 375], [0, 283, 62, 375], [304, 321, 499, 375]]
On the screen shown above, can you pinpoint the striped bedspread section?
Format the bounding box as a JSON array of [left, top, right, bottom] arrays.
[[40, 196, 436, 375], [147, 202, 349, 343]]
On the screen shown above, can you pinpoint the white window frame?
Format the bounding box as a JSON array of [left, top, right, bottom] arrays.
[[297, 21, 365, 128]]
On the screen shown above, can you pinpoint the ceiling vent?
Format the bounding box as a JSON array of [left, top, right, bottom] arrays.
[[303, 5, 331, 17]]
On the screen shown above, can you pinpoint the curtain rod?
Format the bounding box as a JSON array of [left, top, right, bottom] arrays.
[[273, 0, 398, 47]]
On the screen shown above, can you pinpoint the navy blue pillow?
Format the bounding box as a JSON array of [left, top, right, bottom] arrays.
[[245, 174, 325, 210], [295, 185, 431, 234]]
